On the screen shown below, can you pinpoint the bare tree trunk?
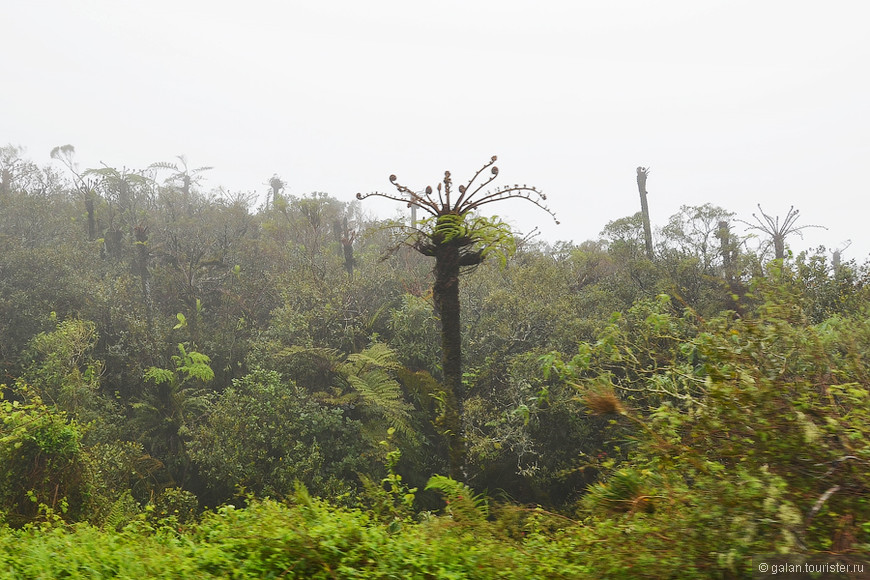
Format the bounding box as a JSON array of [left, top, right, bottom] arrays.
[[104, 228, 123, 258], [0, 168, 11, 196], [716, 220, 745, 315], [636, 167, 654, 260], [85, 196, 96, 241], [134, 225, 153, 330], [342, 242, 354, 277], [773, 235, 785, 261], [717, 220, 733, 277], [340, 217, 355, 277]]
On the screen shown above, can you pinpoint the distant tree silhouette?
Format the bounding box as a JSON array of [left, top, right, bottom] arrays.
[[268, 174, 285, 208], [50, 144, 98, 240], [740, 205, 825, 261], [636, 166, 654, 260], [150, 156, 212, 197]]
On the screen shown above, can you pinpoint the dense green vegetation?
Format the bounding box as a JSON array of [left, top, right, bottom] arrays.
[[1, 145, 868, 578]]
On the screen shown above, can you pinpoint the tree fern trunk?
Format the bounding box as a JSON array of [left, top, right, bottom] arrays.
[[433, 242, 465, 479]]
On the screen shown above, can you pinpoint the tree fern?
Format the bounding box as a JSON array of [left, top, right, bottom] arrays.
[[425, 474, 489, 520], [102, 490, 139, 531], [276, 343, 417, 444], [134, 344, 213, 484]]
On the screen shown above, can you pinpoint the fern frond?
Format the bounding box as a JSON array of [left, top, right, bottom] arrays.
[[177, 357, 214, 383], [346, 372, 413, 436], [312, 388, 357, 407], [425, 474, 472, 499], [345, 342, 401, 371], [143, 367, 174, 385], [425, 475, 489, 519], [103, 490, 140, 530], [83, 167, 121, 178], [433, 213, 467, 243], [148, 162, 179, 171]]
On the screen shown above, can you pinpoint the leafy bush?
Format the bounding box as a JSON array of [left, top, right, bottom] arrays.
[[547, 281, 870, 576], [189, 369, 369, 505], [0, 386, 96, 526], [0, 489, 592, 579]]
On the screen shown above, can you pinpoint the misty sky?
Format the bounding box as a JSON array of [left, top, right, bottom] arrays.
[[3, 1, 869, 261]]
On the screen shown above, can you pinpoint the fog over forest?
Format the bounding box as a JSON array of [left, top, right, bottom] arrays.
[[1, 143, 869, 577], [4, 1, 869, 260]]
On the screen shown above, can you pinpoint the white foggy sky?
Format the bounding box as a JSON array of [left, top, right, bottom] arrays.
[[3, 1, 869, 261]]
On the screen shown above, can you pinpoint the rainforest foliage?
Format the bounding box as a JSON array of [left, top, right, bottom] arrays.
[[1, 145, 869, 578]]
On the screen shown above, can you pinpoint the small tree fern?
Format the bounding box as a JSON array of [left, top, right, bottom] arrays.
[[425, 474, 489, 521], [133, 343, 213, 485], [281, 343, 416, 445]]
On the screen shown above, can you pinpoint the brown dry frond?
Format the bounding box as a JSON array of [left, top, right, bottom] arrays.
[[580, 385, 625, 416]]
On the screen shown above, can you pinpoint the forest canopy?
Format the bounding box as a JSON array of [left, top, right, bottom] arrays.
[[1, 144, 868, 578]]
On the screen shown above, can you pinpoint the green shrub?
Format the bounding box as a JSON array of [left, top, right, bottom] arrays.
[[0, 385, 96, 526]]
